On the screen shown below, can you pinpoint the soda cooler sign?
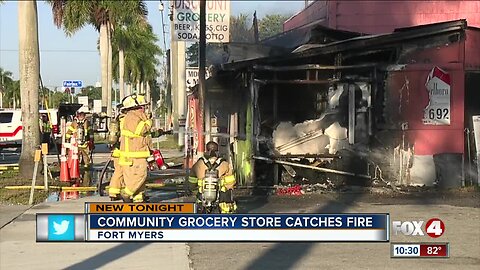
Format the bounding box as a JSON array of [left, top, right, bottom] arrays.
[[423, 67, 451, 125], [173, 0, 230, 42]]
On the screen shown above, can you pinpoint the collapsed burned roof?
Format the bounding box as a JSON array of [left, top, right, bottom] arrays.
[[260, 19, 363, 50], [219, 19, 468, 72]]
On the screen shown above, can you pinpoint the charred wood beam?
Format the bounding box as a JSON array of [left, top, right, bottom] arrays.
[[253, 156, 371, 179], [255, 78, 372, 85], [253, 63, 377, 71], [259, 79, 339, 85], [273, 154, 340, 159]]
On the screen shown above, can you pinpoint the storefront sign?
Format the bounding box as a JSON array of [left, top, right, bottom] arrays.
[[423, 67, 451, 125], [173, 0, 230, 42], [186, 67, 211, 89]]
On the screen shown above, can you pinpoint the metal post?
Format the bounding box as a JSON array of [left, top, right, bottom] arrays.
[[177, 41, 186, 147], [273, 72, 279, 185], [198, 0, 206, 155], [170, 1, 179, 143], [42, 143, 49, 191], [348, 84, 355, 144]]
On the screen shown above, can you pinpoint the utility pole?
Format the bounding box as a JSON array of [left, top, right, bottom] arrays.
[[198, 0, 206, 155], [170, 1, 179, 143], [170, 1, 186, 147]]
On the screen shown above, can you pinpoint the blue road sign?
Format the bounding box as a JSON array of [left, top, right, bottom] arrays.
[[63, 80, 83, 88]]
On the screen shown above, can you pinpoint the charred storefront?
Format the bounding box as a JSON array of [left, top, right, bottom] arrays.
[[187, 20, 480, 188]]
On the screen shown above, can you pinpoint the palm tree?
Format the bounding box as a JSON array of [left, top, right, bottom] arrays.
[[48, 0, 147, 115], [0, 68, 15, 108], [115, 24, 161, 101], [18, 1, 41, 178], [112, 18, 148, 101], [3, 80, 20, 108]]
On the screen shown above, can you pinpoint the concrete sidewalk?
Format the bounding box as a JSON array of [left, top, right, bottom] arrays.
[[0, 196, 191, 270]]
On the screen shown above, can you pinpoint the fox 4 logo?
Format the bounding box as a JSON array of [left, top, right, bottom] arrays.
[[392, 218, 445, 238]]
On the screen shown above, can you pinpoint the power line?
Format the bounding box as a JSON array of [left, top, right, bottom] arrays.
[[0, 49, 99, 52]]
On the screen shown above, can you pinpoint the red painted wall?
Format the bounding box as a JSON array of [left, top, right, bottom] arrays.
[[284, 1, 328, 32], [385, 40, 465, 155], [400, 67, 464, 155], [284, 1, 480, 34]]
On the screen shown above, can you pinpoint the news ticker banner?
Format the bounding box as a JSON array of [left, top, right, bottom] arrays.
[[36, 202, 389, 242], [391, 243, 450, 258]]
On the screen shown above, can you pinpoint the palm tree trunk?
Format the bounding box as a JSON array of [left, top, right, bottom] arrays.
[[146, 81, 151, 105], [119, 49, 125, 101], [18, 1, 40, 178], [136, 80, 140, 94], [100, 24, 108, 112], [107, 23, 113, 115], [140, 81, 144, 95]]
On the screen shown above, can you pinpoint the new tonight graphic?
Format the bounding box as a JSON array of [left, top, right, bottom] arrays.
[[89, 214, 388, 229], [86, 214, 390, 242]]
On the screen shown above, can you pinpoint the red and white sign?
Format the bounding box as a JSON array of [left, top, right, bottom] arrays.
[[423, 67, 451, 125]]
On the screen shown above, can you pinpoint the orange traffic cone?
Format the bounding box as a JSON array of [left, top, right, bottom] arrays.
[[67, 148, 73, 169], [59, 143, 70, 182], [60, 156, 71, 182], [70, 150, 80, 179]]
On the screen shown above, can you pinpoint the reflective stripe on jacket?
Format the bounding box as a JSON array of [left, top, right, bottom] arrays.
[[65, 119, 90, 146], [119, 110, 152, 166], [190, 157, 236, 191]]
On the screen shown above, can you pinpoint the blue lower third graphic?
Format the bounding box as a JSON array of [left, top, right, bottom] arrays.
[[48, 215, 75, 241]]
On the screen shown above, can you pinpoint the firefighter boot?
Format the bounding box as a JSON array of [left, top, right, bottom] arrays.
[[219, 202, 237, 214], [109, 188, 122, 201], [120, 192, 133, 203], [133, 192, 144, 203], [110, 195, 122, 201]]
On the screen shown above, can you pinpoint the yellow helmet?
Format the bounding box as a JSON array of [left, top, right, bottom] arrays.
[[121, 94, 149, 111]]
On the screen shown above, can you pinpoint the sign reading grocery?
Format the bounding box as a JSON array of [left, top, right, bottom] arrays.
[[423, 67, 451, 125], [173, 0, 230, 42]]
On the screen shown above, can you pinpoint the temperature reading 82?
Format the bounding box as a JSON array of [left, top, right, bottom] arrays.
[[428, 108, 449, 120], [427, 246, 441, 255]]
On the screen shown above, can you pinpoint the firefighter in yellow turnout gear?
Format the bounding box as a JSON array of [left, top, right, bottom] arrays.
[[107, 105, 126, 201], [189, 141, 237, 213], [117, 94, 166, 203], [66, 111, 92, 167]]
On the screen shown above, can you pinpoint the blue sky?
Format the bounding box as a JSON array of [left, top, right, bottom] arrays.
[[0, 1, 304, 88]]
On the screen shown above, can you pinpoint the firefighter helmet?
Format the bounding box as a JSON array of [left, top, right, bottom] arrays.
[[121, 94, 149, 111]]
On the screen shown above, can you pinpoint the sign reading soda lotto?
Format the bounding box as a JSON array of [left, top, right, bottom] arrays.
[[173, 0, 230, 42], [423, 67, 451, 125]]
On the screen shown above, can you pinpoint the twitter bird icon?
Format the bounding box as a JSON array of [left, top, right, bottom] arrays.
[[48, 215, 75, 241]]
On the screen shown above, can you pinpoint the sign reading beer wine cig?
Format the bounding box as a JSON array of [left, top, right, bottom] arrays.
[[173, 0, 230, 42]]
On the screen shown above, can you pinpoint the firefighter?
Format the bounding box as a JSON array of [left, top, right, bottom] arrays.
[[189, 141, 237, 213], [66, 111, 93, 168], [39, 114, 51, 144], [108, 104, 126, 201], [118, 94, 165, 203]]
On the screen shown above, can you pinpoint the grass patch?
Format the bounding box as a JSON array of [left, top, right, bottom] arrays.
[[154, 135, 182, 150], [0, 170, 49, 205]]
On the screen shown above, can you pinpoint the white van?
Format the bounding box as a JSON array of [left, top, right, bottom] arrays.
[[0, 109, 59, 147], [0, 109, 22, 146]]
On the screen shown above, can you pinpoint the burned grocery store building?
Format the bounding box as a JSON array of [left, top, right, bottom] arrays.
[[186, 19, 480, 188]]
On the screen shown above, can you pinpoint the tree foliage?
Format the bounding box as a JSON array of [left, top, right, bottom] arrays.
[[258, 14, 291, 40], [186, 12, 291, 66]]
